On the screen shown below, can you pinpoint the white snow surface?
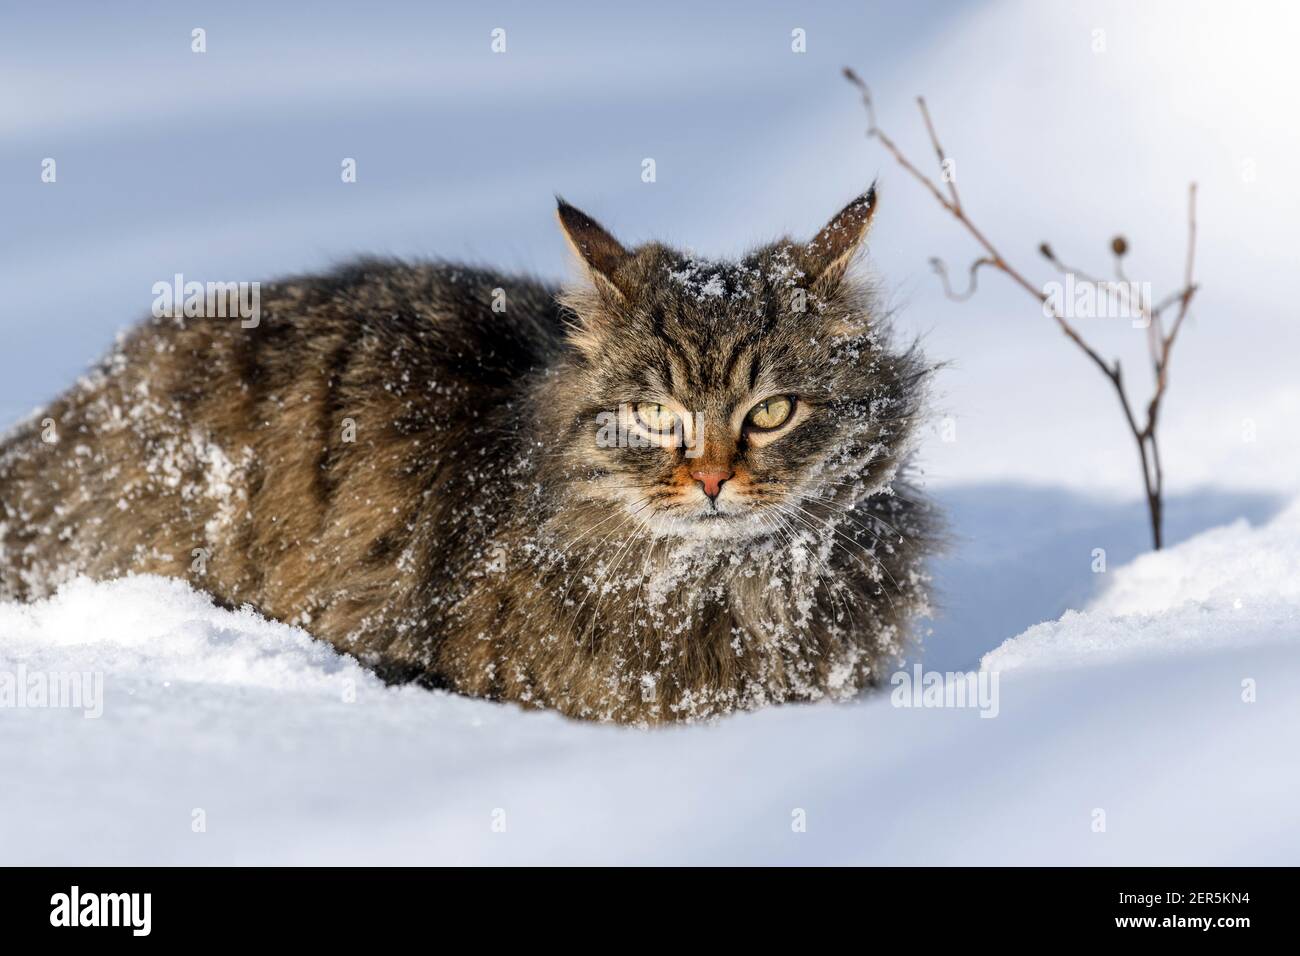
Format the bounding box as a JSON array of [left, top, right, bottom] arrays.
[[983, 499, 1300, 673], [2, 503, 1297, 865]]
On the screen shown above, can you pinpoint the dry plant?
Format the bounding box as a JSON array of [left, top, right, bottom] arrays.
[[844, 68, 1199, 550]]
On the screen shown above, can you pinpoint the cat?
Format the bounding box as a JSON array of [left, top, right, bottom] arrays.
[[0, 187, 938, 724]]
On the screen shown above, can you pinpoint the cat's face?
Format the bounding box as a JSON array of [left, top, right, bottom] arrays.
[[551, 191, 922, 542]]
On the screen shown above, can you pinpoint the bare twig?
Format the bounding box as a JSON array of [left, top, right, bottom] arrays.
[[844, 67, 1199, 550], [917, 97, 961, 210], [929, 256, 997, 302]]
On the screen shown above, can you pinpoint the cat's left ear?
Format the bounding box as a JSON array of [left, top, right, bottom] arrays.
[[555, 198, 632, 300], [802, 183, 878, 291]]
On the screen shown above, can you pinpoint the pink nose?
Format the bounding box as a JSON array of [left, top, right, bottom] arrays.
[[690, 469, 733, 500]]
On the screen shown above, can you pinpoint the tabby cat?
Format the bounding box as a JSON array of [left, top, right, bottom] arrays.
[[0, 188, 937, 724]]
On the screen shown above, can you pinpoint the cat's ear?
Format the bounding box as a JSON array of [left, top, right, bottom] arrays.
[[802, 183, 878, 291], [556, 198, 632, 300]]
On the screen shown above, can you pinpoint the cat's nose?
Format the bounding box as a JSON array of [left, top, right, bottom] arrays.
[[690, 469, 733, 500]]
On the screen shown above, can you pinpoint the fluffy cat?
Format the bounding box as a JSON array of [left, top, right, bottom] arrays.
[[0, 188, 937, 723]]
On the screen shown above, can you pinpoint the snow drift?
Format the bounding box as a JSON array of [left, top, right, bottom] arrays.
[[1, 502, 1298, 864]]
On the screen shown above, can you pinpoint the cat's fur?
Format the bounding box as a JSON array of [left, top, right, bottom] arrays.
[[0, 189, 937, 724]]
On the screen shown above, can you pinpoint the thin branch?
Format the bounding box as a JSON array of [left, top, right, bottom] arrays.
[[1146, 182, 1200, 439], [843, 69, 956, 215], [1040, 245, 1144, 316], [917, 96, 961, 210], [845, 68, 1200, 551], [1150, 283, 1198, 319], [847, 68, 1119, 383], [929, 256, 997, 301], [1161, 183, 1199, 360]]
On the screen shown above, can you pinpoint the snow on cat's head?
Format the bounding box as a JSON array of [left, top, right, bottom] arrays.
[[548, 189, 926, 541]]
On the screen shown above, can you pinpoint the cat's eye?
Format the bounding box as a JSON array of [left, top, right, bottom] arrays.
[[633, 401, 681, 434], [746, 395, 795, 431]]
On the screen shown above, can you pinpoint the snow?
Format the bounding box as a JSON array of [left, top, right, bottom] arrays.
[[3, 501, 1297, 864], [983, 499, 1300, 673], [0, 575, 366, 693]]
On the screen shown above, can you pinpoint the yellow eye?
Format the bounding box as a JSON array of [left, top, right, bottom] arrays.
[[746, 395, 794, 431], [633, 401, 681, 434]]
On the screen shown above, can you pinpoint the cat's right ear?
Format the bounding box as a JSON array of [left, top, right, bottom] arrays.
[[556, 198, 632, 301], [801, 184, 878, 293]]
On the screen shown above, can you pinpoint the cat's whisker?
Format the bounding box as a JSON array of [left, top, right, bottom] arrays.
[[760, 508, 855, 631], [628, 531, 661, 667], [769, 501, 899, 611], [585, 521, 649, 653], [790, 476, 935, 538], [789, 490, 894, 546], [556, 495, 651, 553], [562, 495, 659, 647], [552, 509, 642, 624], [822, 502, 914, 550]]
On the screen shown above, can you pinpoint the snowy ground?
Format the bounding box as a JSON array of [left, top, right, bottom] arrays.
[[2, 500, 1296, 865]]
